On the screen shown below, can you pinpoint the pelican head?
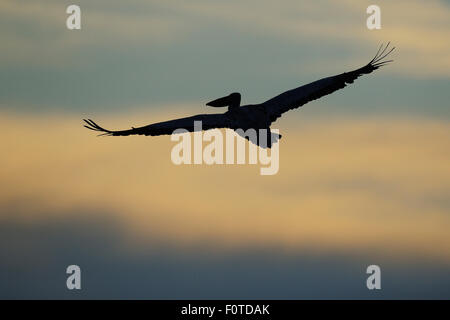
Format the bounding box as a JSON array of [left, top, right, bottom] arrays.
[[206, 92, 241, 109]]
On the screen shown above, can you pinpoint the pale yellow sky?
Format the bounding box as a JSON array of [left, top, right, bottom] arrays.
[[1, 110, 449, 262], [1, 0, 449, 300]]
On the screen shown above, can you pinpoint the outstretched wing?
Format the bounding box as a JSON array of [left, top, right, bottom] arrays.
[[263, 43, 395, 124], [83, 113, 230, 136]]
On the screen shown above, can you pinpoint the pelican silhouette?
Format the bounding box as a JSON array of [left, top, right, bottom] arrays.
[[84, 43, 394, 148]]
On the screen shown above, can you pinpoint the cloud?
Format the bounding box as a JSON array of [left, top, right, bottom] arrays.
[[1, 0, 449, 77], [0, 0, 190, 66], [1, 210, 450, 298], [1, 109, 449, 263], [167, 0, 450, 77]]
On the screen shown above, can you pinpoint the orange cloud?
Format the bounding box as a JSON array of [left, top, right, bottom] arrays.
[[0, 109, 449, 262]]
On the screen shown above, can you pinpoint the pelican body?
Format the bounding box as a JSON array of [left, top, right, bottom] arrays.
[[84, 43, 395, 148]]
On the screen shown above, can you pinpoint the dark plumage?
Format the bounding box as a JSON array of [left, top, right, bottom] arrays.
[[84, 43, 395, 148]]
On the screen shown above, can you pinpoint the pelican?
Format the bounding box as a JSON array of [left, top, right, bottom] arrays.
[[84, 43, 394, 148]]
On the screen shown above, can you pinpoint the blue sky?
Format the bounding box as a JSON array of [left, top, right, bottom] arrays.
[[0, 0, 449, 299], [0, 0, 448, 115]]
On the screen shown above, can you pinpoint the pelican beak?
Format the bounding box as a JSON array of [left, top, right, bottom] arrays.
[[206, 95, 231, 107]]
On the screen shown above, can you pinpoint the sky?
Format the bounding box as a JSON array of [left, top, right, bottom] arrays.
[[0, 0, 449, 299]]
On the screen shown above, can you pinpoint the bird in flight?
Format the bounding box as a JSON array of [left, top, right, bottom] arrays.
[[84, 43, 394, 148]]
